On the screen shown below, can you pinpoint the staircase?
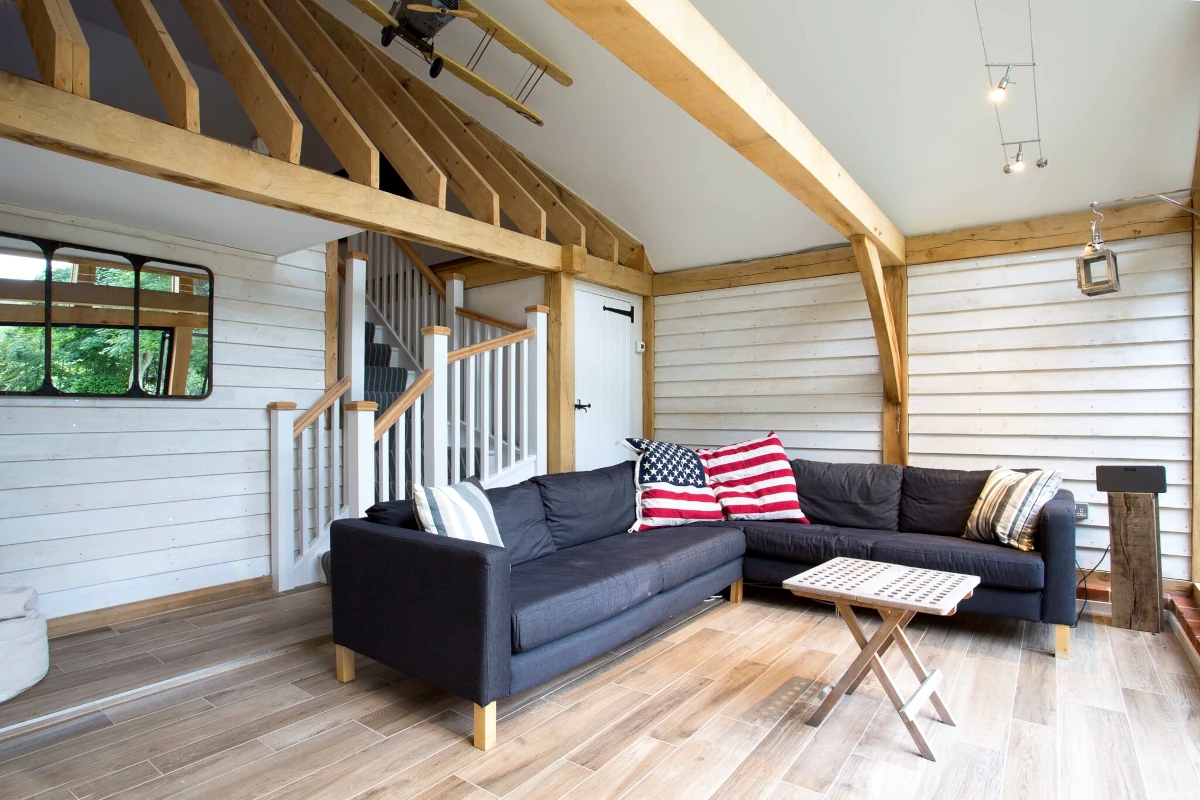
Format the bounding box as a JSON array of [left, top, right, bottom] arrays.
[[267, 243, 548, 590]]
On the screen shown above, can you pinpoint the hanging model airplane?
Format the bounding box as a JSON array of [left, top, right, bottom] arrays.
[[340, 0, 572, 126]]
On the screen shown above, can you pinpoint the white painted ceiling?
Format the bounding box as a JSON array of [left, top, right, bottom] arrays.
[[324, 0, 1200, 271], [1, 1, 1196, 268]]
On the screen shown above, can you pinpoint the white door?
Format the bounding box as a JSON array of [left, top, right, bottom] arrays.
[[574, 286, 643, 471]]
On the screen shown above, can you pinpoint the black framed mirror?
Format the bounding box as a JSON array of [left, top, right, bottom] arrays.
[[0, 232, 214, 399]]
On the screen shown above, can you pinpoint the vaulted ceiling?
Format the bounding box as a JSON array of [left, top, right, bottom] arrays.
[[324, 0, 1200, 271]]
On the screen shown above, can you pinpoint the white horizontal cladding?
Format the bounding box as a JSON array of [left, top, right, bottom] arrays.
[[653, 272, 883, 463], [0, 206, 331, 618], [908, 232, 1193, 581]]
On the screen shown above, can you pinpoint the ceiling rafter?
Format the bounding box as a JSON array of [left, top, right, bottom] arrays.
[[111, 0, 200, 133], [227, 0, 379, 187], [264, 0, 446, 208], [179, 0, 302, 164], [303, 0, 499, 225]]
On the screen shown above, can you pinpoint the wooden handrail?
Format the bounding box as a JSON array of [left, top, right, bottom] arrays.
[[455, 306, 522, 333], [292, 376, 350, 438], [374, 369, 433, 441], [447, 327, 535, 364], [392, 236, 446, 299]]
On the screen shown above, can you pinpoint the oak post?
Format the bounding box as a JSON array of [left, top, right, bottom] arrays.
[[547, 246, 581, 473]]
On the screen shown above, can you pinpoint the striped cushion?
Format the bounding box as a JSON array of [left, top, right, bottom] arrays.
[[963, 468, 1063, 551], [413, 479, 504, 547], [624, 438, 724, 532], [696, 434, 808, 522]]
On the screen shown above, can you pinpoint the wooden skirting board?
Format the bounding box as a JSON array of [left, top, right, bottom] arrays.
[[46, 576, 272, 638]]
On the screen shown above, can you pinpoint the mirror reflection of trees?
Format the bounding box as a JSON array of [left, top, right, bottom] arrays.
[[0, 235, 213, 398]]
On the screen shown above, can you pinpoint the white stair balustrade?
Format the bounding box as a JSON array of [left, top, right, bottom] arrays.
[[268, 378, 351, 592], [349, 231, 445, 369]]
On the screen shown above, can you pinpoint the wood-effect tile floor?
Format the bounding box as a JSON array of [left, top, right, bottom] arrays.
[[1, 587, 1198, 800], [0, 587, 333, 732]]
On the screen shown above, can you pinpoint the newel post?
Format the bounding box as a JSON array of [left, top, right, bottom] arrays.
[[445, 273, 464, 349], [342, 251, 368, 401], [267, 401, 297, 592], [344, 400, 378, 518], [423, 326, 450, 486], [526, 305, 549, 477]]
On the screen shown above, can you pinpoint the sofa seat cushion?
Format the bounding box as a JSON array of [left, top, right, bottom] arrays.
[[737, 521, 899, 565], [510, 540, 663, 653], [509, 527, 744, 653], [870, 533, 1044, 590]]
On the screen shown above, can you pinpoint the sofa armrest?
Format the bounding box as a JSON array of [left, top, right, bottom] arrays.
[[330, 518, 511, 705], [1038, 489, 1077, 625]]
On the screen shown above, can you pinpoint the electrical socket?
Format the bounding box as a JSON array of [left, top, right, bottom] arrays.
[[1075, 503, 1089, 521]]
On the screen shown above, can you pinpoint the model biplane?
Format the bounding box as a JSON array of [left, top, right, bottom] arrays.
[[342, 0, 572, 126]]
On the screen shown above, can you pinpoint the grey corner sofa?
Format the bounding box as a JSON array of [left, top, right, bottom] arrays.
[[329, 462, 746, 751], [330, 458, 1076, 751]]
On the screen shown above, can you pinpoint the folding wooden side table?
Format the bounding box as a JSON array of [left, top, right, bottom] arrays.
[[783, 557, 980, 761]]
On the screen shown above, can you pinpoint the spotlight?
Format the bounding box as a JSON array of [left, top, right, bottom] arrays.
[[1036, 157, 1049, 168], [1003, 143, 1026, 174], [991, 65, 1015, 102]]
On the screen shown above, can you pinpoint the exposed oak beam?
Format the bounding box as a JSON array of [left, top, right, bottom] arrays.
[[358, 41, 549, 240], [227, 0, 378, 187], [53, 0, 89, 98], [0, 71, 561, 269], [452, 111, 586, 249], [431, 252, 651, 297], [882, 264, 908, 465], [544, 0, 905, 266], [850, 235, 901, 405], [17, 0, 75, 93], [264, 0, 446, 207], [907, 202, 1193, 265], [112, 0, 200, 133], [516, 152, 619, 262], [179, 0, 301, 163], [653, 246, 858, 296], [304, 0, 499, 225]]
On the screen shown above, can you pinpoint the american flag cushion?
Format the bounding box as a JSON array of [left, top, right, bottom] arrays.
[[623, 438, 724, 532], [695, 434, 809, 522]]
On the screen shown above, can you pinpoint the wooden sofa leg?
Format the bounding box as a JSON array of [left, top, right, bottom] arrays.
[[1054, 624, 1070, 660], [474, 702, 496, 751], [729, 578, 744, 604], [335, 645, 356, 682]]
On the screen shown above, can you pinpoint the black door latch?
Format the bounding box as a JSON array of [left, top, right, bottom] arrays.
[[574, 401, 592, 412]]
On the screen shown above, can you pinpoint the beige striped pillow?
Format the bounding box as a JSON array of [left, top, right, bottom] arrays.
[[963, 468, 1064, 551]]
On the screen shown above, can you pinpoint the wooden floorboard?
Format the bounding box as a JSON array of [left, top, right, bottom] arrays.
[[0, 587, 332, 733], [0, 587, 1197, 799]]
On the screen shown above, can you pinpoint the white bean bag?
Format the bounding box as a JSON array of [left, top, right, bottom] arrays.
[[0, 587, 49, 703]]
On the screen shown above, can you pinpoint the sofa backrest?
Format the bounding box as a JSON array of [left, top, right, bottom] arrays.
[[790, 459, 903, 530], [899, 465, 992, 536], [364, 481, 556, 566], [532, 461, 637, 549]]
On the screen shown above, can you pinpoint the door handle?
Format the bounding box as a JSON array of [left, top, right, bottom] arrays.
[[574, 401, 591, 412]]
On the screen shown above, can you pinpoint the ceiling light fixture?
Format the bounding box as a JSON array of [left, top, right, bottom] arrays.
[[1001, 140, 1041, 174], [975, 0, 1048, 173], [990, 64, 1015, 102], [1076, 206, 1119, 296]]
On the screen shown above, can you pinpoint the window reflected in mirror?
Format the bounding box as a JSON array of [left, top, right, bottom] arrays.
[[0, 235, 48, 393], [0, 232, 214, 399]]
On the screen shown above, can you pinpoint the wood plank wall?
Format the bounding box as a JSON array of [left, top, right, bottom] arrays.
[[652, 272, 884, 462], [907, 232, 1193, 580], [0, 206, 329, 618]]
